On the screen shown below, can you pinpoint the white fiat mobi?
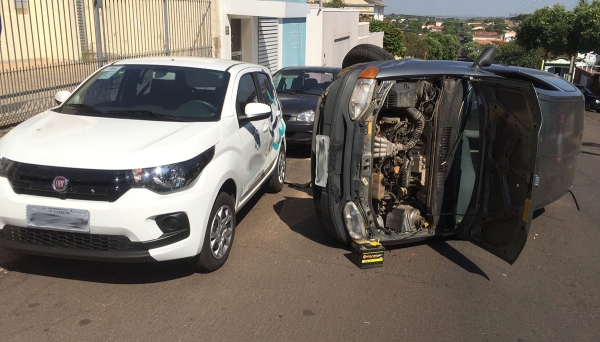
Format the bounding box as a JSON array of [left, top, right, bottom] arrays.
[[0, 57, 286, 272]]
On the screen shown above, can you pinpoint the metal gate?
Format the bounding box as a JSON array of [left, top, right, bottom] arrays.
[[0, 0, 212, 127]]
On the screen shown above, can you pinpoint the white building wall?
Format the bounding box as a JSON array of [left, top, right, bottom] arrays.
[[305, 8, 324, 66], [306, 9, 361, 67]]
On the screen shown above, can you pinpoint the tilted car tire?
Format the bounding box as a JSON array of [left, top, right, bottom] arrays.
[[341, 44, 395, 69], [266, 149, 286, 193], [190, 192, 236, 273]]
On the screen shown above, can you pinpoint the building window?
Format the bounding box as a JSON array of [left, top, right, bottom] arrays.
[[15, 0, 29, 15]]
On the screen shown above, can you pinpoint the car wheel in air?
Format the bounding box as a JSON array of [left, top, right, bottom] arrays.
[[342, 44, 395, 69], [190, 192, 236, 273], [266, 148, 286, 193]]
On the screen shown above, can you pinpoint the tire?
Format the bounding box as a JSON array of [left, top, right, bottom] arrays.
[[342, 44, 395, 69], [585, 101, 590, 111], [265, 148, 286, 193], [190, 192, 236, 273]]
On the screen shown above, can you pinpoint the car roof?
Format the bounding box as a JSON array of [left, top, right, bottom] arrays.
[[276, 66, 341, 73], [373, 59, 490, 78], [112, 56, 252, 72], [368, 58, 579, 94]]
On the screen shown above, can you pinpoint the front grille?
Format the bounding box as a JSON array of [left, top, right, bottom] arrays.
[[7, 162, 131, 202], [0, 225, 147, 252]]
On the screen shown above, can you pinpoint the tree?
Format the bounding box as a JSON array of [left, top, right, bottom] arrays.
[[572, 0, 600, 53], [404, 20, 425, 35], [403, 33, 429, 59], [517, 5, 576, 57], [424, 37, 443, 60], [517, 1, 600, 80], [370, 20, 405, 56], [460, 30, 474, 42], [323, 0, 345, 8], [426, 32, 461, 60], [462, 41, 482, 61], [442, 20, 460, 35], [496, 40, 545, 69]]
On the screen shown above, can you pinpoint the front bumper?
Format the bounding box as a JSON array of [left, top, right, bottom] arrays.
[[284, 120, 313, 144], [0, 171, 215, 262]]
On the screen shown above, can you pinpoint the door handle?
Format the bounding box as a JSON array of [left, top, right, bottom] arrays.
[[262, 122, 269, 133]]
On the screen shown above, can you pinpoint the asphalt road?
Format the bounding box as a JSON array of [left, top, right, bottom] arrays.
[[1, 112, 599, 341]]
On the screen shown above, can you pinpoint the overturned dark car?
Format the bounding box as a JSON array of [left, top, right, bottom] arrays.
[[311, 47, 584, 264]]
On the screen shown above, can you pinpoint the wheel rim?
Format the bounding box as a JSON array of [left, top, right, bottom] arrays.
[[209, 205, 233, 259], [278, 152, 286, 184]]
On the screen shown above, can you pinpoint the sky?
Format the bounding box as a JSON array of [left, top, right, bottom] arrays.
[[385, 0, 580, 18]]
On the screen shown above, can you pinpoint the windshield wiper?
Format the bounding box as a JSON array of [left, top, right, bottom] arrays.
[[104, 109, 191, 122], [64, 103, 104, 114]]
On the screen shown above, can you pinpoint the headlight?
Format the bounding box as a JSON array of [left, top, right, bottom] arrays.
[[348, 66, 379, 121], [595, 99, 600, 104], [0, 155, 16, 178], [343, 201, 367, 239], [296, 110, 315, 122], [127, 147, 214, 193]]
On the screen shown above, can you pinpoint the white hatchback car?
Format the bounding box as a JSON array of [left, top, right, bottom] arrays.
[[0, 57, 286, 272]]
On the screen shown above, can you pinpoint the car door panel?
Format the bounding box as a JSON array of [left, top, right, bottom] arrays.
[[460, 77, 542, 264]]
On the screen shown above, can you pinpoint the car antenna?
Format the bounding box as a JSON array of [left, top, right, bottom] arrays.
[[472, 46, 497, 69]]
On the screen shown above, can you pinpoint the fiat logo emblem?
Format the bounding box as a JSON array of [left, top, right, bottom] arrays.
[[52, 176, 69, 192]]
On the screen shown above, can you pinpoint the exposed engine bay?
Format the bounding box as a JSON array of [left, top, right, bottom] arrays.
[[369, 80, 440, 240]]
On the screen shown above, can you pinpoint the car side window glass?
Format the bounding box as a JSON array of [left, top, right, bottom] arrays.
[[236, 73, 259, 116], [256, 73, 275, 105]]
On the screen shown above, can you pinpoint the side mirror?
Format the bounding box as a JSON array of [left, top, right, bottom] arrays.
[[238, 102, 271, 124], [54, 90, 71, 105], [472, 46, 497, 69]]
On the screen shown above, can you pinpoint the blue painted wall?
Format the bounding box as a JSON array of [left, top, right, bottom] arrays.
[[282, 18, 306, 67]]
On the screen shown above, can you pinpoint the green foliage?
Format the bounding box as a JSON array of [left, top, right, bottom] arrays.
[[423, 37, 443, 60], [460, 30, 474, 42], [516, 4, 576, 56], [369, 20, 405, 56], [404, 20, 425, 35], [495, 40, 545, 69], [323, 0, 345, 8], [442, 20, 460, 35], [462, 41, 482, 61], [403, 33, 429, 59], [426, 32, 461, 60], [572, 0, 600, 53]]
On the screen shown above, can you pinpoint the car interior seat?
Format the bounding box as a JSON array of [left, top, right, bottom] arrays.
[[304, 78, 319, 90], [291, 77, 304, 90]]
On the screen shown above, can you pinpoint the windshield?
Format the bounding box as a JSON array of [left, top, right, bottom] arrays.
[[57, 65, 230, 122], [272, 69, 335, 95]]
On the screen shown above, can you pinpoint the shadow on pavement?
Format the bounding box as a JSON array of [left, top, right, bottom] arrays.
[[1, 254, 195, 284], [426, 239, 490, 280], [286, 144, 311, 159], [273, 195, 343, 249]]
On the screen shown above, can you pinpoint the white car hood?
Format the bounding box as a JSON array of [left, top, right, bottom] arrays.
[[0, 111, 221, 169]]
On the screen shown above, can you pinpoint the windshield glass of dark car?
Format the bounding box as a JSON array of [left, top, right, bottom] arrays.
[[57, 65, 230, 122], [272, 69, 334, 95]]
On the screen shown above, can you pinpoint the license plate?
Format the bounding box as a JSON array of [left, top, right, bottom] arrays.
[[26, 205, 90, 233]]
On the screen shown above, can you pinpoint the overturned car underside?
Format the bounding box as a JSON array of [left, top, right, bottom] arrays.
[[309, 51, 587, 263]]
